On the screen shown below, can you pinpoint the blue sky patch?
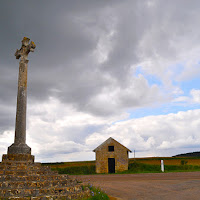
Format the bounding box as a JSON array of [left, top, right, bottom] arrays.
[[135, 66, 162, 86], [127, 103, 200, 119]]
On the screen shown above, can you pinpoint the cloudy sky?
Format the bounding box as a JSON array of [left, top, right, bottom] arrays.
[[0, 0, 200, 162]]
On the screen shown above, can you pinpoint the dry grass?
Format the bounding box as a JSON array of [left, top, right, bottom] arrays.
[[49, 161, 95, 169], [130, 157, 200, 166]]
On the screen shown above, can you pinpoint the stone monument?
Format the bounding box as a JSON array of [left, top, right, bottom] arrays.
[[8, 37, 35, 155], [0, 37, 90, 199], [2, 37, 35, 163]]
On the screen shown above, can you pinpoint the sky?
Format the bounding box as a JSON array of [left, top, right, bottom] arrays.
[[0, 0, 200, 162]]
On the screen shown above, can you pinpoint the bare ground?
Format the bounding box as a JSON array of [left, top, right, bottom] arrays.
[[70, 172, 200, 200]]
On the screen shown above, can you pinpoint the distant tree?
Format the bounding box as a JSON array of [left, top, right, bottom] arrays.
[[180, 160, 188, 165]]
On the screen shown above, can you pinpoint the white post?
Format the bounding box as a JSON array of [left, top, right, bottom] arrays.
[[161, 160, 164, 172]]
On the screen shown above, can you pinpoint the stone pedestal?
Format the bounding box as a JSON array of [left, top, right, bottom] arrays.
[[2, 154, 34, 163], [7, 143, 31, 155]]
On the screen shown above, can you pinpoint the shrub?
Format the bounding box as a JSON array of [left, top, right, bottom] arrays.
[[180, 160, 188, 165]]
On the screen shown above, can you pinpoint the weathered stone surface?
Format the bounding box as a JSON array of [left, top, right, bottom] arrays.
[[8, 37, 35, 155], [2, 154, 34, 163], [93, 137, 132, 173], [7, 143, 32, 155], [0, 157, 90, 199]]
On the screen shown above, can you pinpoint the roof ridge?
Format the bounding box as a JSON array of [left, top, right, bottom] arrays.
[[93, 137, 132, 152]]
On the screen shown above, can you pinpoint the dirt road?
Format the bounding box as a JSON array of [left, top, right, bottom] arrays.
[[71, 172, 200, 200]]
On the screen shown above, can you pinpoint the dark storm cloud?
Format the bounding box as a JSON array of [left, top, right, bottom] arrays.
[[0, 0, 115, 97], [1, 0, 200, 134], [0, 0, 120, 134], [0, 102, 15, 134], [0, 0, 158, 109]]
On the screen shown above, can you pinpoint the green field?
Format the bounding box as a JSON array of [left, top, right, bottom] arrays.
[[42, 157, 200, 175]]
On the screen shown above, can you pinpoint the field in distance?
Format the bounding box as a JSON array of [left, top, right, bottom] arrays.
[[42, 156, 200, 175], [129, 157, 200, 166]]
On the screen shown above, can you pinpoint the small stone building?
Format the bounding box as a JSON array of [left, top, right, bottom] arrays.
[[93, 137, 132, 173]]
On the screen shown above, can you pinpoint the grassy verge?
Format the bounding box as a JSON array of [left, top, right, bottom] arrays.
[[81, 185, 109, 200]]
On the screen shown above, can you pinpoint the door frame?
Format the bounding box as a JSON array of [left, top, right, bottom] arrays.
[[108, 158, 115, 173]]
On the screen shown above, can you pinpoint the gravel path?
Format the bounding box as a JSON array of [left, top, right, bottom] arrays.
[[71, 172, 200, 200]]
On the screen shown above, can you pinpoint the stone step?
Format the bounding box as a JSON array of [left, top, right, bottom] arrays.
[[0, 179, 77, 189], [0, 191, 89, 200], [0, 195, 74, 200], [0, 196, 71, 200], [0, 164, 50, 171], [0, 185, 83, 197], [2, 154, 35, 163], [0, 170, 57, 176], [0, 157, 90, 199], [0, 161, 40, 166], [0, 174, 68, 182]]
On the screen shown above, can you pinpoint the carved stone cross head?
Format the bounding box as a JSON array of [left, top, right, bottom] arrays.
[[15, 37, 36, 61]]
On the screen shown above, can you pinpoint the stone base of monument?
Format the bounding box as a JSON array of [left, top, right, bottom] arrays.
[[0, 154, 90, 199], [8, 143, 32, 155], [2, 154, 34, 163]]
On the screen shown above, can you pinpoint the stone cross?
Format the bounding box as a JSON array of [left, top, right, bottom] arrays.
[[8, 37, 36, 155]]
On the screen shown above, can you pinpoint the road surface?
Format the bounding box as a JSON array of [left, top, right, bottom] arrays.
[[71, 172, 200, 200]]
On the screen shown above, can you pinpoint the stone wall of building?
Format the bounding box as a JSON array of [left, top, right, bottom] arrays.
[[95, 139, 129, 173]]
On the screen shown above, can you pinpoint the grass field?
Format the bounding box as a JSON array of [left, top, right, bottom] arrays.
[[42, 157, 200, 175], [43, 161, 95, 168], [130, 157, 200, 166]]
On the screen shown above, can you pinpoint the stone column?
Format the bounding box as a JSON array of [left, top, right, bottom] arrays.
[[7, 37, 36, 155]]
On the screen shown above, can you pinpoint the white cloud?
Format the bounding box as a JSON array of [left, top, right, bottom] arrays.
[[26, 97, 128, 162], [1, 96, 200, 162], [173, 89, 200, 104], [86, 109, 200, 158], [190, 89, 200, 103]]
